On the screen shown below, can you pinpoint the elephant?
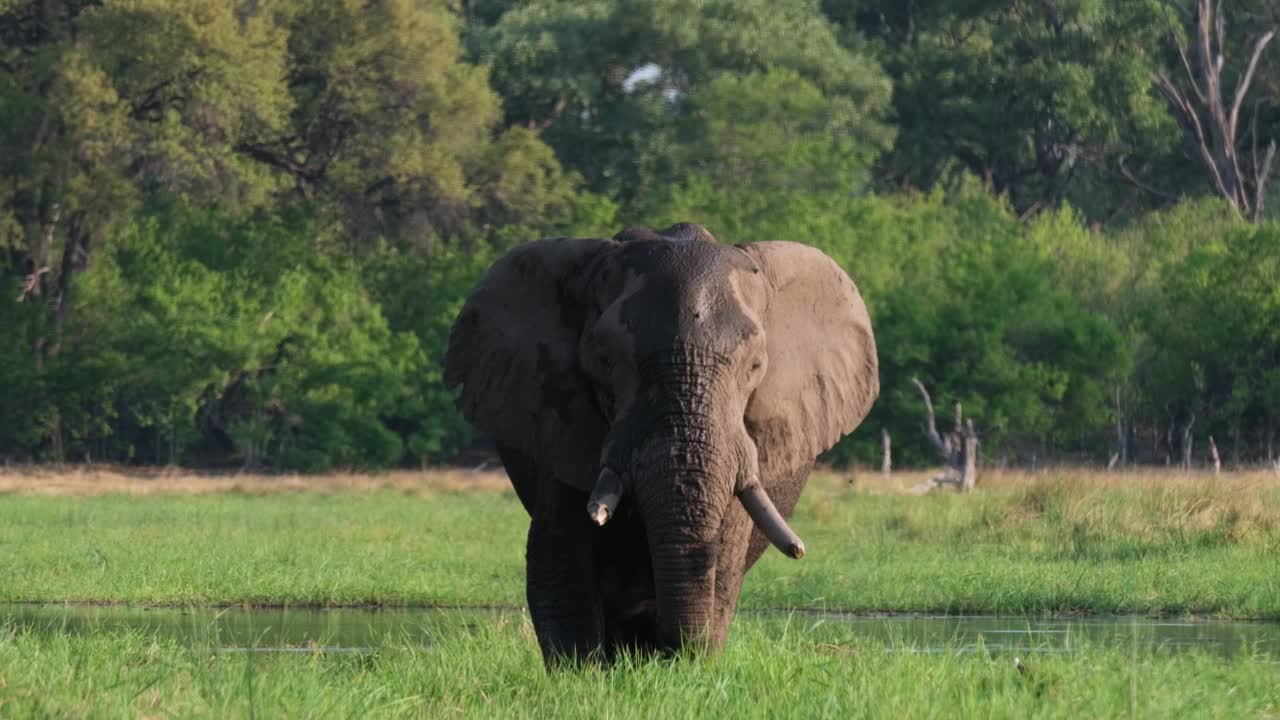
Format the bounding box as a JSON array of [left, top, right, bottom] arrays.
[[444, 222, 878, 664]]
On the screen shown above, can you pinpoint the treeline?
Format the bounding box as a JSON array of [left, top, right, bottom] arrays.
[[1, 1, 1278, 470]]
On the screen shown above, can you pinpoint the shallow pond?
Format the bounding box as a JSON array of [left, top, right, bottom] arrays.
[[2, 604, 1277, 658]]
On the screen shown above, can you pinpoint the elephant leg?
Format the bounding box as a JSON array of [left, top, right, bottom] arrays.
[[594, 513, 659, 658], [526, 478, 605, 665]]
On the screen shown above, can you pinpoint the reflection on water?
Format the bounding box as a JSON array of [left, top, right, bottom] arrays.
[[740, 610, 1280, 658], [0, 604, 501, 655], [1, 604, 1277, 658]]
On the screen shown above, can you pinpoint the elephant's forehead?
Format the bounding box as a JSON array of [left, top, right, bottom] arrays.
[[612, 241, 758, 353]]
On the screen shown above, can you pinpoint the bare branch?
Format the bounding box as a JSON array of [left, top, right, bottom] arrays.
[[1157, 0, 1278, 219], [1153, 70, 1239, 210], [1215, 2, 1227, 72], [1194, 0, 1217, 102], [911, 377, 948, 456], [910, 381, 980, 494], [1171, 24, 1208, 103], [1117, 156, 1179, 200], [1229, 29, 1277, 151]]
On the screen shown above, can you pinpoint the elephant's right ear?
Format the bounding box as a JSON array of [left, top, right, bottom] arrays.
[[445, 238, 613, 492]]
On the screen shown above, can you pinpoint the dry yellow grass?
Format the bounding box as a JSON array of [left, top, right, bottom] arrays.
[[3, 463, 1276, 501], [0, 464, 512, 496], [833, 464, 1280, 493], [823, 465, 1280, 546]]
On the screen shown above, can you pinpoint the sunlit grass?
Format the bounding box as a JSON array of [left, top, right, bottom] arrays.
[[0, 617, 1276, 719], [1, 466, 1278, 617]]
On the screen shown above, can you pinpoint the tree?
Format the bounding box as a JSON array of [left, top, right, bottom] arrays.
[[0, 0, 291, 364], [1151, 0, 1278, 221], [822, 0, 1183, 222], [0, 0, 595, 459], [238, 0, 587, 246], [475, 0, 892, 208], [1144, 221, 1280, 463], [644, 69, 893, 230], [817, 183, 1126, 466]]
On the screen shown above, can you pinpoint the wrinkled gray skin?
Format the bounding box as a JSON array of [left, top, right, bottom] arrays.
[[445, 223, 878, 665]]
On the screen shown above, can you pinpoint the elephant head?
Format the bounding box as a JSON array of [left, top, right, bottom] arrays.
[[445, 223, 877, 651]]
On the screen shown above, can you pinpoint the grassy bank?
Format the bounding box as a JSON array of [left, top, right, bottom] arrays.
[[1, 467, 1278, 617], [2, 617, 1277, 719]]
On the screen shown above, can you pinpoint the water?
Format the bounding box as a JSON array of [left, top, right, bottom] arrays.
[[741, 609, 1280, 658], [2, 604, 1277, 658]]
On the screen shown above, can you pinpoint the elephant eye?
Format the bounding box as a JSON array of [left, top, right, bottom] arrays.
[[751, 360, 762, 371]]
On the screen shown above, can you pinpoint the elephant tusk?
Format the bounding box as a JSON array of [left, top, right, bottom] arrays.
[[587, 467, 624, 527], [738, 485, 805, 559]]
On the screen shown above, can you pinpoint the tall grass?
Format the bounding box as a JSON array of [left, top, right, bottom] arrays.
[[1, 616, 1278, 718], [748, 469, 1280, 617], [1, 467, 1277, 617]]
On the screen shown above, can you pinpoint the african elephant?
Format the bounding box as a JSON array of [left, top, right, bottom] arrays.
[[444, 222, 878, 664]]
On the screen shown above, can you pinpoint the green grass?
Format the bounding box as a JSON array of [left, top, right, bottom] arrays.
[[2, 470, 1279, 717], [2, 471, 1278, 617], [2, 617, 1278, 719]]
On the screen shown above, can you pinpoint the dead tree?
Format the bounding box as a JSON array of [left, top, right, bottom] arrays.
[[910, 378, 979, 493], [1152, 0, 1278, 221], [881, 428, 892, 477], [1267, 416, 1275, 466], [1114, 385, 1128, 467], [1181, 413, 1196, 471]]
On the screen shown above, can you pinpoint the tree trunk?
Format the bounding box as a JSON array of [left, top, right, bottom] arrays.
[[881, 428, 891, 477], [1208, 435, 1221, 475], [1151, 0, 1278, 221], [1114, 385, 1127, 466], [910, 378, 979, 493], [961, 420, 978, 492], [49, 212, 91, 359], [1181, 414, 1196, 471]]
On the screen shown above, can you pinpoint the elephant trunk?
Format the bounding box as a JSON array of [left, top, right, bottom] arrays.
[[602, 349, 806, 649], [637, 464, 725, 652], [629, 398, 734, 651]]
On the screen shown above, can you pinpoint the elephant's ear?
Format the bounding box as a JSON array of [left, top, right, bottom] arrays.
[[741, 241, 879, 473], [445, 238, 613, 492]]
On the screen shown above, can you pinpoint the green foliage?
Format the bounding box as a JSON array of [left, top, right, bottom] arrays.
[[362, 243, 493, 463], [476, 0, 893, 208], [1145, 221, 1280, 447], [823, 0, 1183, 221], [0, 202, 478, 470], [256, 0, 548, 241], [1, 0, 1278, 468], [638, 68, 891, 222], [812, 184, 1125, 465]]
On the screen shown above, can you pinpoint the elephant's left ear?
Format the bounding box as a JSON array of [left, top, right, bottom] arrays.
[[740, 241, 879, 473]]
